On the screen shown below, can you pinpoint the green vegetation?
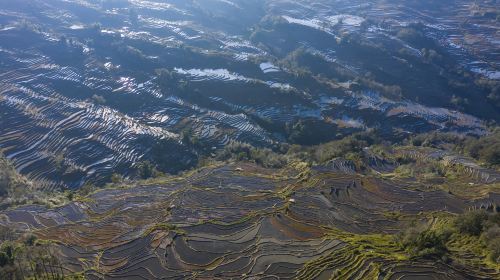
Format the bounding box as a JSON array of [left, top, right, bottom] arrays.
[[0, 226, 77, 279], [285, 119, 339, 145], [297, 233, 405, 280], [143, 223, 186, 237], [409, 129, 500, 167], [455, 210, 489, 236], [464, 133, 500, 167], [214, 131, 380, 169], [216, 141, 287, 168], [398, 226, 451, 260], [0, 1, 498, 278], [0, 153, 28, 199], [155, 68, 183, 93], [251, 17, 499, 120], [483, 225, 500, 263], [454, 211, 500, 263], [396, 211, 500, 266], [150, 138, 197, 173], [0, 153, 73, 209], [213, 128, 498, 179], [135, 161, 163, 180], [395, 24, 437, 50], [1, 133, 498, 277], [304, 132, 379, 164]]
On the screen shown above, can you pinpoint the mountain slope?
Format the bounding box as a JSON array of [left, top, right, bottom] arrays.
[[0, 0, 498, 189], [1, 142, 499, 278]]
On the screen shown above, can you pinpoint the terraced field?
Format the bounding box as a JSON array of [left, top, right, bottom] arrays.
[[1, 0, 498, 189], [0, 1, 499, 278], [1, 146, 499, 279]]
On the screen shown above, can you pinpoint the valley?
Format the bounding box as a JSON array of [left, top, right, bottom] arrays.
[[0, 0, 499, 279]]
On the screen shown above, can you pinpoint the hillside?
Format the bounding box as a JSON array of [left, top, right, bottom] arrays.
[[1, 136, 499, 279], [0, 0, 499, 279], [0, 0, 498, 190]]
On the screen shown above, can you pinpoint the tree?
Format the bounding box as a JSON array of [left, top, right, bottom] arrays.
[[398, 227, 451, 260], [155, 69, 179, 93], [455, 210, 488, 236], [110, 173, 123, 184], [136, 161, 160, 179]]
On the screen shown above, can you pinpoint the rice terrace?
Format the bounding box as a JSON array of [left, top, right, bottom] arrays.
[[0, 0, 499, 279]]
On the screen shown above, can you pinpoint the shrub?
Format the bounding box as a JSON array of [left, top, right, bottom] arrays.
[[409, 132, 464, 148], [217, 142, 252, 161], [0, 170, 9, 197], [216, 142, 287, 168], [249, 148, 287, 168], [0, 154, 31, 199], [408, 130, 500, 167], [0, 156, 13, 197], [0, 242, 67, 279], [394, 164, 415, 178], [285, 119, 339, 145], [309, 132, 379, 163], [155, 68, 179, 93], [0, 251, 10, 267], [24, 234, 37, 246], [150, 138, 197, 173], [455, 210, 488, 236], [479, 213, 500, 264], [399, 227, 451, 260], [110, 173, 123, 184], [79, 183, 97, 196], [396, 28, 424, 43], [464, 131, 500, 166], [486, 235, 500, 263], [181, 128, 202, 148], [0, 242, 14, 267], [135, 161, 161, 179]]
